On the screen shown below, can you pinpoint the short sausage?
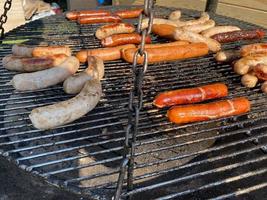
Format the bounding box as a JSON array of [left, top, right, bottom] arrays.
[[254, 64, 267, 81], [169, 10, 181, 21], [241, 43, 267, 57], [241, 73, 258, 88], [78, 15, 122, 24], [114, 9, 143, 19], [175, 12, 210, 27], [152, 24, 177, 40], [215, 50, 241, 63], [261, 81, 267, 94], [141, 18, 178, 30]]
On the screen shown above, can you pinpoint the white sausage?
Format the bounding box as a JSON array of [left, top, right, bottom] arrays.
[[175, 12, 210, 27], [182, 20, 215, 33], [169, 10, 181, 21], [29, 79, 102, 130], [11, 56, 79, 91], [12, 44, 33, 57], [201, 26, 241, 38]]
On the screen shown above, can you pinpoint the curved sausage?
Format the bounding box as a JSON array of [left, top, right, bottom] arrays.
[[261, 81, 267, 94], [2, 54, 68, 72], [169, 10, 181, 21], [215, 50, 241, 63], [63, 56, 104, 94], [95, 23, 135, 40], [66, 10, 111, 20], [121, 42, 209, 64], [114, 9, 143, 19], [211, 29, 265, 43], [141, 18, 178, 30], [78, 15, 122, 24], [153, 83, 228, 108], [138, 41, 190, 49], [175, 12, 210, 27], [167, 97, 251, 124], [182, 20, 215, 33], [76, 44, 136, 63], [12, 44, 34, 57], [152, 24, 177, 40], [234, 55, 267, 75], [241, 43, 267, 57], [201, 26, 241, 38], [29, 79, 102, 130], [254, 64, 267, 81], [101, 33, 151, 47], [173, 29, 221, 52], [11, 56, 79, 91]]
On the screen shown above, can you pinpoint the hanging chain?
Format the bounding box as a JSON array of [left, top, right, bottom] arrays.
[[0, 0, 12, 43], [114, 1, 155, 199]]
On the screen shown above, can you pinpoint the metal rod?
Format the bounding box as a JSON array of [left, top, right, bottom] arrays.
[[205, 0, 219, 13]]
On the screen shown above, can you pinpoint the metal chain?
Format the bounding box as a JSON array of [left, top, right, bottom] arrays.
[[114, 0, 155, 199], [0, 0, 12, 43]]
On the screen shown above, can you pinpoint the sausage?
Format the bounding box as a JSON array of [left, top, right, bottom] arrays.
[[201, 26, 241, 38], [241, 73, 258, 88], [95, 23, 135, 40], [114, 9, 143, 19], [63, 56, 104, 94], [121, 42, 209, 64], [182, 20, 216, 33], [241, 43, 267, 57], [175, 12, 210, 27], [153, 83, 228, 108], [29, 79, 102, 130], [254, 64, 267, 81], [211, 29, 265, 43], [78, 15, 122, 24], [173, 29, 221, 52], [234, 55, 267, 75], [169, 10, 181, 21], [152, 24, 177, 40], [76, 44, 136, 63], [101, 33, 151, 47], [66, 10, 111, 20], [138, 41, 190, 49], [141, 18, 178, 30], [261, 81, 267, 94], [215, 50, 241, 63], [11, 56, 79, 91], [12, 44, 72, 57], [167, 97, 251, 125], [2, 54, 68, 72]]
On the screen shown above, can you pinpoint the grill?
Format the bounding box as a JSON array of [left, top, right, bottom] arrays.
[[0, 5, 267, 200]]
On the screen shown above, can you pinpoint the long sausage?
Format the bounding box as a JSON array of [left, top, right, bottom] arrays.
[[95, 23, 135, 40], [76, 44, 136, 63], [66, 10, 111, 20], [30, 79, 102, 130], [167, 97, 251, 124], [153, 83, 228, 108], [152, 24, 177, 40], [182, 20, 215, 33], [173, 29, 221, 52], [175, 12, 210, 27], [121, 42, 209, 64], [201, 26, 241, 38], [2, 54, 68, 72], [12, 44, 33, 57], [101, 33, 151, 47], [63, 56, 104, 94], [78, 15, 122, 24], [11, 56, 79, 91], [211, 29, 265, 43], [114, 9, 143, 19], [138, 41, 190, 49]]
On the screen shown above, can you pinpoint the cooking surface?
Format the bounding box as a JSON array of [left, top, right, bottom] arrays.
[[0, 6, 267, 200]]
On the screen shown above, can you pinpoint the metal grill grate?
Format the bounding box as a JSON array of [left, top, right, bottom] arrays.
[[0, 5, 266, 200]]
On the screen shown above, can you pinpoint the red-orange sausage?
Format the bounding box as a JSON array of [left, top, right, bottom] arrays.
[[153, 83, 228, 108], [152, 24, 177, 40], [114, 9, 143, 19], [78, 15, 122, 24], [66, 10, 111, 20], [101, 33, 151, 47], [167, 97, 251, 124]]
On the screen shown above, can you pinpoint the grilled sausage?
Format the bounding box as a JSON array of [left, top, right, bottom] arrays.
[[169, 10, 181, 21], [173, 29, 221, 52], [153, 83, 228, 108], [63, 56, 104, 94], [201, 26, 241, 38], [95, 23, 135, 40], [2, 54, 68, 72], [101, 33, 151, 47], [78, 15, 122, 24], [121, 42, 209, 64], [175, 12, 210, 27], [139, 41, 190, 49], [241, 73, 258, 88], [152, 24, 177, 40], [254, 64, 267, 81], [261, 81, 267, 94], [66, 10, 111, 20], [76, 44, 135, 63], [12, 44, 34, 57], [114, 9, 143, 19], [30, 79, 102, 130], [167, 97, 251, 124], [241, 43, 267, 57], [11, 56, 79, 91], [211, 29, 265, 43], [215, 50, 241, 63], [142, 18, 178, 30], [234, 55, 267, 75], [182, 20, 215, 33]]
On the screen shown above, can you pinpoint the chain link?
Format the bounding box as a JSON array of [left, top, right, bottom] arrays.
[[0, 0, 12, 43]]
